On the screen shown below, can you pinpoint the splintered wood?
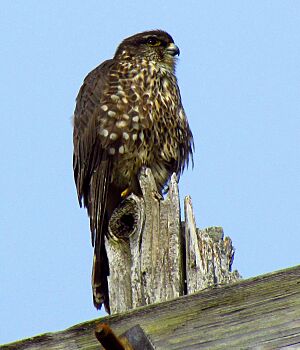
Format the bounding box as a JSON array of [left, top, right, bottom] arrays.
[[184, 196, 240, 294], [106, 168, 240, 314]]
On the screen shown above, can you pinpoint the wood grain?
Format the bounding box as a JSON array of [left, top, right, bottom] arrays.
[[106, 168, 239, 314], [3, 265, 300, 349]]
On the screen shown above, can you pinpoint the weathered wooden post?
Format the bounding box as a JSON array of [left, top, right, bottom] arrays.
[[106, 167, 240, 314]]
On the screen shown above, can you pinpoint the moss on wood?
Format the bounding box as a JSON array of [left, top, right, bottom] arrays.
[[2, 264, 300, 349]]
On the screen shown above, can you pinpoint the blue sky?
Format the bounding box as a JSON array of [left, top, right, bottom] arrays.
[[1, 1, 299, 345]]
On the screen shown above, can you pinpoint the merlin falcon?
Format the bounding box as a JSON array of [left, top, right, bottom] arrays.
[[73, 30, 194, 312]]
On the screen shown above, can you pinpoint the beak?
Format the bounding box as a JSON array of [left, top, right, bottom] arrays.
[[166, 43, 180, 56]]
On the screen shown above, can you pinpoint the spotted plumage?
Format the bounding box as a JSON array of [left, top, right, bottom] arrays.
[[73, 30, 194, 312]]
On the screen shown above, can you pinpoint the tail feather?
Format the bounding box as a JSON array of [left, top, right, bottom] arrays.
[[88, 157, 112, 312], [92, 218, 110, 312]]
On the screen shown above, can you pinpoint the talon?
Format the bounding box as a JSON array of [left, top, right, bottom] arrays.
[[121, 188, 130, 198], [152, 190, 163, 200]]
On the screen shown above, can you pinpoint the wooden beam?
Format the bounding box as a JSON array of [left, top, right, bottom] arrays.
[[3, 264, 300, 349]]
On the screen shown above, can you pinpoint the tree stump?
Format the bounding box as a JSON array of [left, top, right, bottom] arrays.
[[106, 168, 240, 314]]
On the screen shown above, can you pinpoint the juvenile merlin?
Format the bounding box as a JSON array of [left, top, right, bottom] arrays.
[[73, 30, 194, 312]]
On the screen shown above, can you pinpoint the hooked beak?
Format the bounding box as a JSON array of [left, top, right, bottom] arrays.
[[166, 43, 180, 56]]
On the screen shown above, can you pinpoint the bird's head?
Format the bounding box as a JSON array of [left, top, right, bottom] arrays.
[[114, 30, 180, 71]]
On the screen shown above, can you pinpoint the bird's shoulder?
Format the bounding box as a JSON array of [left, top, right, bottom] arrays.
[[75, 59, 114, 114]]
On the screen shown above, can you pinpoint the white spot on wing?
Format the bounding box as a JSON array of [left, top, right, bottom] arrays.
[[100, 129, 109, 137], [111, 94, 119, 102], [109, 133, 118, 140], [116, 120, 127, 128], [108, 110, 116, 117], [139, 131, 144, 142]]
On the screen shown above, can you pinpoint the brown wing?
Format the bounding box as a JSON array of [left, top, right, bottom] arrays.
[[73, 59, 114, 312]]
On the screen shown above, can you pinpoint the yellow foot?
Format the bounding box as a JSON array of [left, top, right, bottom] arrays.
[[121, 188, 131, 199]]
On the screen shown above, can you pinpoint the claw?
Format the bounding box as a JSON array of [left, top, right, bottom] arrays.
[[152, 190, 163, 201]]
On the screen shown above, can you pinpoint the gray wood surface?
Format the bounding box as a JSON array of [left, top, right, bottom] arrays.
[[106, 168, 184, 314], [184, 196, 240, 293], [3, 265, 300, 349], [106, 168, 239, 314]]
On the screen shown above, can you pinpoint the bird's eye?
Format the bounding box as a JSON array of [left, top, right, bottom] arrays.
[[147, 37, 161, 47]]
